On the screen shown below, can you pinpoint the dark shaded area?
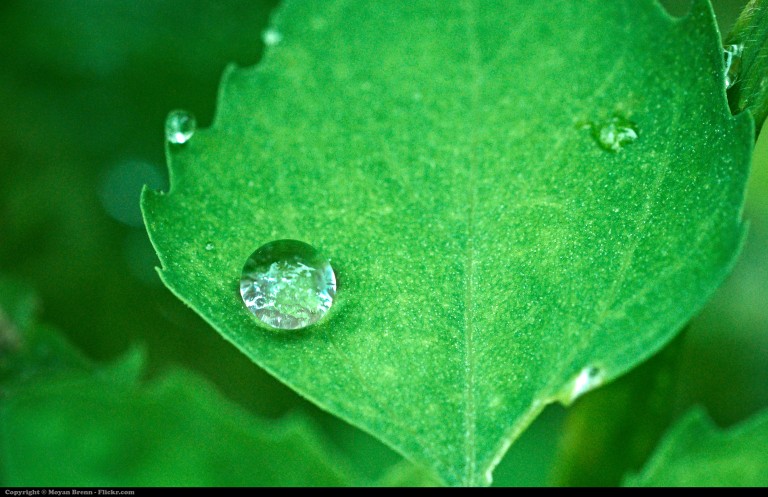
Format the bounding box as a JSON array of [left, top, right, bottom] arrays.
[[0, 0, 304, 418]]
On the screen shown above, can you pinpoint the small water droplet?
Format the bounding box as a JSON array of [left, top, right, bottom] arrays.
[[205, 242, 215, 251], [724, 43, 743, 90], [587, 116, 638, 152], [165, 110, 196, 145], [239, 240, 336, 330], [567, 366, 605, 403], [262, 28, 283, 47]]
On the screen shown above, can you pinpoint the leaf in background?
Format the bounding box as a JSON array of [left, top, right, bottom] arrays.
[[143, 0, 752, 485], [625, 407, 768, 486], [550, 333, 684, 486], [375, 461, 442, 487], [491, 404, 567, 487], [0, 366, 361, 487], [0, 275, 425, 486], [725, 0, 768, 133], [0, 277, 91, 384]]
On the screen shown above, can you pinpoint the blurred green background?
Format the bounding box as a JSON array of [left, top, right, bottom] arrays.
[[0, 0, 765, 486]]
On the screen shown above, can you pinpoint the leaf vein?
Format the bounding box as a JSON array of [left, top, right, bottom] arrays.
[[461, 0, 482, 485]]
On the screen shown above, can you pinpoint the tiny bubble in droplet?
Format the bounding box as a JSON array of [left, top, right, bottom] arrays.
[[165, 110, 196, 145], [263, 28, 283, 47], [239, 240, 336, 330]]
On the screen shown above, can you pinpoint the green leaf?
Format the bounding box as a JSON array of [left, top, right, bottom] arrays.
[[1, 366, 360, 486], [625, 407, 768, 486], [143, 0, 753, 485], [726, 0, 768, 134]]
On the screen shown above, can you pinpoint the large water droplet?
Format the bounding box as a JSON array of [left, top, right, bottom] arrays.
[[165, 110, 196, 145], [723, 43, 744, 90], [590, 116, 638, 152], [239, 240, 336, 330]]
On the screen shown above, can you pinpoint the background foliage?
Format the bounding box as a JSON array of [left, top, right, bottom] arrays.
[[0, 0, 766, 486]]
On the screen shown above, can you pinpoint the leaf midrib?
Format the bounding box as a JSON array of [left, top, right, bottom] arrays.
[[460, 0, 481, 486]]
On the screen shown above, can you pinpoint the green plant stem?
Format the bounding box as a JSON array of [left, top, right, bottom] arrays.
[[726, 0, 768, 136]]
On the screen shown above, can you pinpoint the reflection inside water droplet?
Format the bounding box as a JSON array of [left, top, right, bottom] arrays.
[[205, 242, 215, 251], [239, 240, 336, 330], [165, 110, 196, 145], [723, 43, 743, 90]]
